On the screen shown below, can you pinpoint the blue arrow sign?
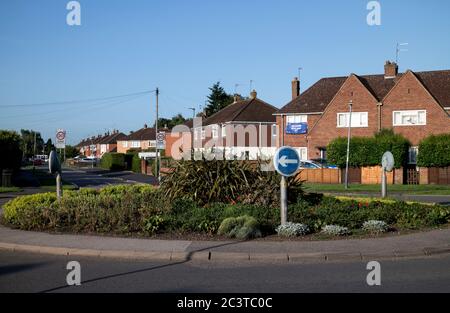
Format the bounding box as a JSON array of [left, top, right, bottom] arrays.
[[273, 146, 301, 177]]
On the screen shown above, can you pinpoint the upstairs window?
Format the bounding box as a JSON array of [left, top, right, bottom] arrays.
[[272, 124, 277, 137], [393, 110, 426, 126], [287, 115, 307, 124], [131, 141, 140, 148], [337, 112, 368, 128], [211, 125, 219, 139]]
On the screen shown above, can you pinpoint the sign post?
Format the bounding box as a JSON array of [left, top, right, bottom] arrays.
[[49, 148, 62, 199], [381, 151, 394, 198], [55, 129, 66, 163], [273, 146, 301, 225]]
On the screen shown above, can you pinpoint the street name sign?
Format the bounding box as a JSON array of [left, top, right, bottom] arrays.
[[273, 146, 301, 177]]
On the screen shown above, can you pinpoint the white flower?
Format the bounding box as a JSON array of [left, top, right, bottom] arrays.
[[321, 225, 350, 236], [276, 222, 310, 237]]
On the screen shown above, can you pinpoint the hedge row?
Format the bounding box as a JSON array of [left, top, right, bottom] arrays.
[[101, 152, 142, 172], [2, 185, 449, 236], [327, 129, 410, 168], [417, 134, 450, 167]]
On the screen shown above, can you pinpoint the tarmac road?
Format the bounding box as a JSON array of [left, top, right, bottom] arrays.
[[0, 250, 449, 293]]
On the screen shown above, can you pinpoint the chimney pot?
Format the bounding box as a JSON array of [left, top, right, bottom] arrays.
[[292, 77, 300, 100], [144, 124, 148, 129], [250, 90, 257, 99], [384, 61, 398, 79], [233, 94, 241, 103]]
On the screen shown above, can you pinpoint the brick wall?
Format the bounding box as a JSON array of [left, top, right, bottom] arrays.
[[381, 71, 450, 145]]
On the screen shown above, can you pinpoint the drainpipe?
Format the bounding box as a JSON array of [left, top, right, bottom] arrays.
[[377, 102, 382, 132]]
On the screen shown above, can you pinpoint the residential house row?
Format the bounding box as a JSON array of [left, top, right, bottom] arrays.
[[76, 130, 126, 158], [167, 61, 450, 164]]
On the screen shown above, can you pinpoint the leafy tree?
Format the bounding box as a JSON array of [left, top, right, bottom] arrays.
[[0, 130, 23, 171], [155, 113, 187, 129], [44, 139, 54, 155], [64, 145, 80, 159], [204, 82, 234, 117], [20, 129, 44, 158]]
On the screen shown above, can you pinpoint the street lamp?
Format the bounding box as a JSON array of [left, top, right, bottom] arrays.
[[344, 100, 353, 190]]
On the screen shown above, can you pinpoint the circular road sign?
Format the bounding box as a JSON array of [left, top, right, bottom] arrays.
[[382, 151, 395, 172], [56, 130, 66, 141], [273, 146, 301, 177], [156, 132, 165, 142]]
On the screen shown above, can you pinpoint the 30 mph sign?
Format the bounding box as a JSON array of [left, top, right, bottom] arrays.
[[55, 129, 66, 149]]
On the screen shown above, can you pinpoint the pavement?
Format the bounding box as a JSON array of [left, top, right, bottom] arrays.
[[0, 224, 449, 263]]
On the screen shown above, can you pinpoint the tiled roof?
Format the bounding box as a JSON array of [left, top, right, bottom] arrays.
[[203, 97, 277, 126], [277, 69, 450, 114], [125, 127, 156, 141], [98, 132, 127, 144]]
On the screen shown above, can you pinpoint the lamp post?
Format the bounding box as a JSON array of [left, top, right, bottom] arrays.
[[344, 100, 353, 190]]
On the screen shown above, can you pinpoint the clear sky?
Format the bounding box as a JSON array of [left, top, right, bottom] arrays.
[[1, 0, 450, 145]]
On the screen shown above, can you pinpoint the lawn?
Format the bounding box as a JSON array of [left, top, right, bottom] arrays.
[[0, 187, 22, 193], [304, 183, 450, 195]]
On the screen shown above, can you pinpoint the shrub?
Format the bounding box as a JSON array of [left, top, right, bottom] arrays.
[[125, 152, 142, 173], [3, 193, 57, 228], [321, 225, 351, 236], [100, 153, 125, 170], [218, 216, 261, 239], [276, 222, 310, 237], [362, 220, 389, 234], [161, 158, 303, 206], [417, 133, 450, 167], [327, 129, 410, 168]]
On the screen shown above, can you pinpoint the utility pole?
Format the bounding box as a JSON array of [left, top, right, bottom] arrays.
[[345, 100, 353, 190], [33, 131, 36, 158], [155, 87, 160, 182]]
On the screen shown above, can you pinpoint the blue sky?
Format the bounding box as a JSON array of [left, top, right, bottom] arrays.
[[1, 0, 450, 145]]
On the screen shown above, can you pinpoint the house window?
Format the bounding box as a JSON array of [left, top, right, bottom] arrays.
[[221, 125, 227, 137], [201, 129, 206, 140], [122, 141, 128, 148], [131, 141, 140, 148], [287, 115, 307, 124], [408, 147, 419, 164], [149, 141, 156, 148], [272, 124, 277, 137], [297, 147, 308, 160], [337, 112, 368, 128], [212, 125, 219, 139], [393, 110, 426, 126]]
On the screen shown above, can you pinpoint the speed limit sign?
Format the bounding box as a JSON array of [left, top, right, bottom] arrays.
[[56, 129, 66, 149]]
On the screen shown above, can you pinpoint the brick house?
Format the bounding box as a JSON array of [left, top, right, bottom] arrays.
[[275, 61, 450, 165], [76, 130, 125, 158], [167, 90, 278, 160], [117, 124, 169, 154]]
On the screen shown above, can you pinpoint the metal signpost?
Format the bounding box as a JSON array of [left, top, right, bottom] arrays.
[[49, 148, 62, 199], [55, 129, 66, 162], [381, 151, 395, 198], [273, 146, 301, 225]]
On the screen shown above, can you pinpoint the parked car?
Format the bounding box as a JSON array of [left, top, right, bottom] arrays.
[[298, 160, 322, 169], [311, 158, 338, 169]]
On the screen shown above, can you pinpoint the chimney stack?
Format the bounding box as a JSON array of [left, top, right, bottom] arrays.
[[233, 94, 241, 103], [292, 77, 300, 100], [250, 90, 257, 99], [144, 124, 148, 129], [384, 61, 398, 79]]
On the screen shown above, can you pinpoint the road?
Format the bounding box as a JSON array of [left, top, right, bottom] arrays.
[[61, 167, 158, 188], [0, 250, 449, 293]]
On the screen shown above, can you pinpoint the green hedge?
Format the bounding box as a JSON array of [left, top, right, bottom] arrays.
[[327, 129, 410, 168], [417, 134, 450, 167], [124, 152, 142, 173], [100, 153, 125, 170], [2, 184, 449, 236]]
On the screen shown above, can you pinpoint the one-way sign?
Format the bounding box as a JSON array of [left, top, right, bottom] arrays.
[[273, 146, 301, 177]]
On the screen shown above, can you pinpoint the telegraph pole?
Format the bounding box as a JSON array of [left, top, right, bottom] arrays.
[[155, 87, 160, 181]]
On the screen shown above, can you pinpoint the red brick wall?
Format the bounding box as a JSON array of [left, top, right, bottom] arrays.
[[381, 71, 450, 146], [308, 75, 380, 159]]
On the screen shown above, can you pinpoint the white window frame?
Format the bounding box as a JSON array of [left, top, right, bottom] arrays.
[[221, 125, 227, 137], [393, 110, 427, 126], [201, 129, 206, 140], [131, 141, 141, 148], [337, 112, 368, 128], [211, 125, 219, 139], [271, 124, 277, 137], [287, 115, 308, 124], [297, 147, 308, 160], [149, 141, 156, 148], [122, 141, 128, 148]]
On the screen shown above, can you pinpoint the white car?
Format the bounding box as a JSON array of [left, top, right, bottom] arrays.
[[298, 160, 322, 169]]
